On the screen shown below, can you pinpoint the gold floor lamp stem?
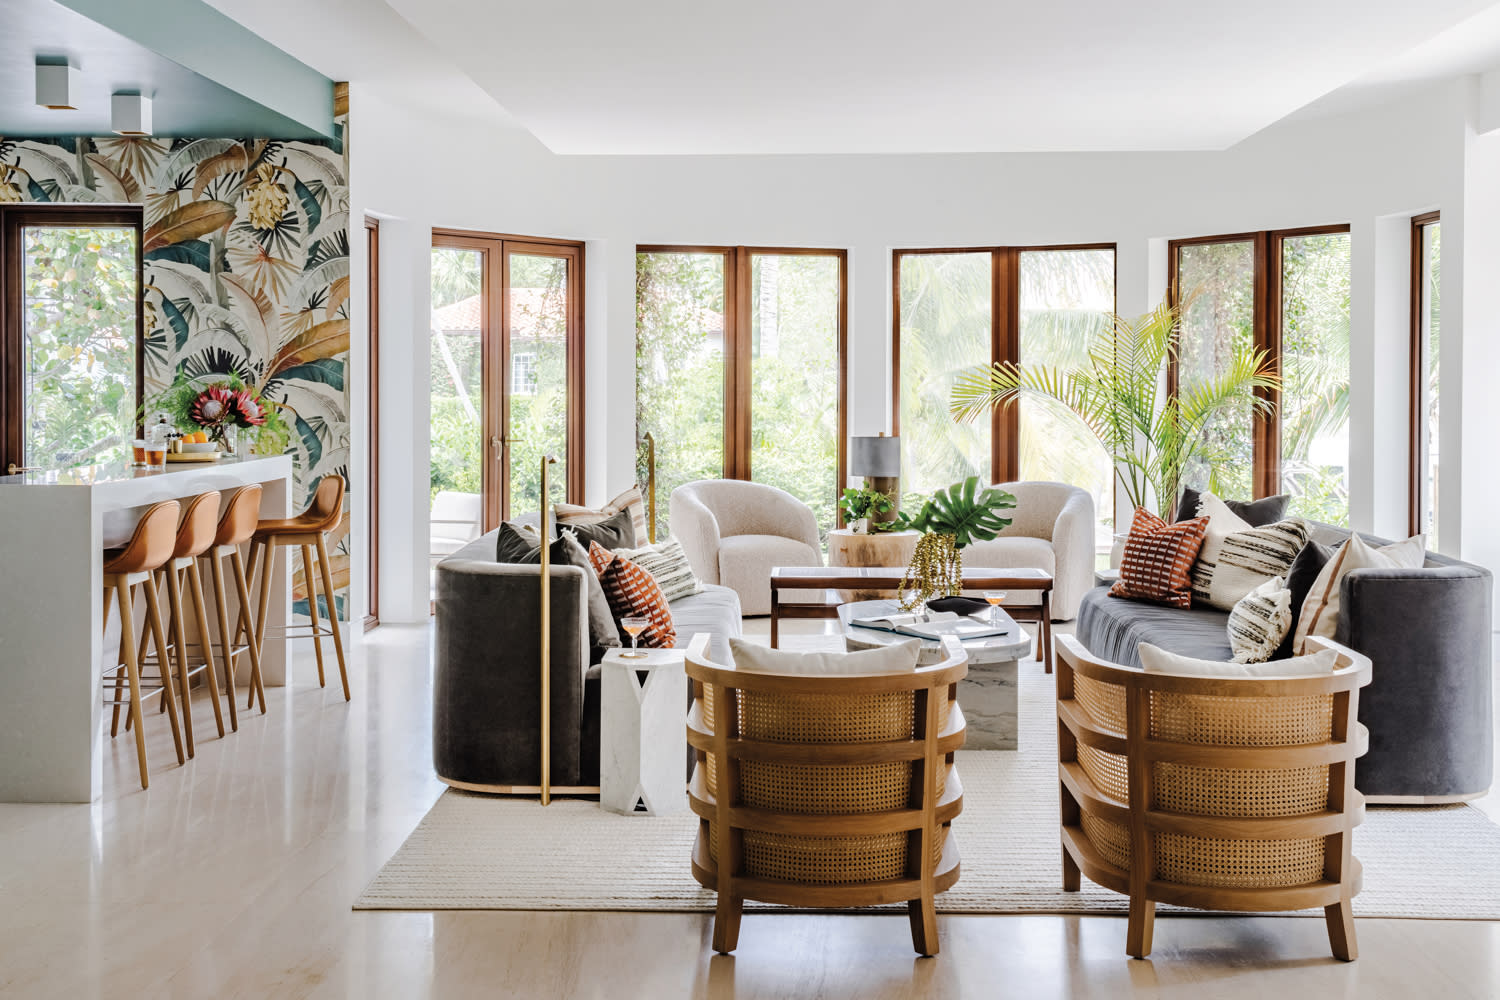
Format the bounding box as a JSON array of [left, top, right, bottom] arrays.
[[539, 453, 558, 806]]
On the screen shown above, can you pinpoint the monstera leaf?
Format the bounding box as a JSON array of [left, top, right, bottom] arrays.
[[897, 476, 1016, 548]]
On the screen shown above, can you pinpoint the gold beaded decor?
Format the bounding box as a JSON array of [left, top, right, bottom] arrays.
[[898, 531, 963, 611]]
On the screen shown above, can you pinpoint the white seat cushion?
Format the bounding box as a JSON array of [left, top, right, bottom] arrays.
[[730, 636, 919, 675], [669, 584, 742, 664], [719, 534, 821, 616]]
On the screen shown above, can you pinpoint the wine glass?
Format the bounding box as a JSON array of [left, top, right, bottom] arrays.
[[620, 616, 650, 658], [982, 591, 1007, 626]]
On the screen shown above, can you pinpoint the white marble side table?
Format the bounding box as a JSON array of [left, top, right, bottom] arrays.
[[600, 647, 688, 816]]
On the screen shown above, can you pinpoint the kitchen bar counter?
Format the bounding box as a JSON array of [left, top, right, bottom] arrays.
[[0, 456, 293, 802]]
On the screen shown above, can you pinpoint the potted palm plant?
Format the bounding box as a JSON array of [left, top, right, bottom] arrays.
[[893, 476, 1016, 610], [948, 298, 1279, 523]]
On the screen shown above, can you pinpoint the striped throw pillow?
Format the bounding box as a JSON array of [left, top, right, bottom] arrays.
[[612, 538, 702, 604], [557, 486, 648, 549], [1227, 575, 1293, 663], [1109, 507, 1209, 609], [1196, 517, 1310, 611], [588, 540, 677, 648]]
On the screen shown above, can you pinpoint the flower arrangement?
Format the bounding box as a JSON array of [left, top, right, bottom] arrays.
[[150, 373, 290, 455]]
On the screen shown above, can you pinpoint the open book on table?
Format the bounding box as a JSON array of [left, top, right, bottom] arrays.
[[849, 609, 1012, 641]]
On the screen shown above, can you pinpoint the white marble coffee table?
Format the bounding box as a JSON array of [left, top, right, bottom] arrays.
[[600, 647, 688, 816], [839, 600, 1030, 750]]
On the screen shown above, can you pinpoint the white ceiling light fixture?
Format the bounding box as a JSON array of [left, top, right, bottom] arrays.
[[110, 93, 153, 136], [35, 61, 82, 111]]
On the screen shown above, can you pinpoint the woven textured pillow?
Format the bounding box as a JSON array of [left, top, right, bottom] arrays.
[[557, 486, 647, 548], [612, 537, 702, 604], [1187, 492, 1252, 606], [1109, 507, 1209, 609], [588, 540, 676, 648], [1197, 517, 1310, 611], [1227, 575, 1293, 663]]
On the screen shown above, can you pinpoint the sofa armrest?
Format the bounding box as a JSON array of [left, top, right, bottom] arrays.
[[1340, 565, 1494, 797], [1047, 488, 1097, 621], [669, 488, 723, 584]]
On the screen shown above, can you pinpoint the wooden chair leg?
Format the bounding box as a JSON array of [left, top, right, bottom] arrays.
[[115, 579, 150, 789], [908, 892, 939, 956], [232, 547, 267, 713], [142, 573, 186, 766], [303, 543, 327, 688], [207, 553, 239, 733], [316, 533, 351, 701], [164, 563, 196, 757], [1126, 896, 1155, 958], [711, 894, 743, 955], [187, 560, 226, 739], [251, 540, 277, 712], [1325, 900, 1357, 961]]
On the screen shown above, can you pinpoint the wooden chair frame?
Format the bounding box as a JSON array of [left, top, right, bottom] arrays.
[[1055, 633, 1372, 960], [686, 634, 968, 956]]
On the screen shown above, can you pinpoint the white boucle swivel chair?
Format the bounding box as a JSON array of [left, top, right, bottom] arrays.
[[960, 481, 1096, 621], [670, 480, 822, 616]]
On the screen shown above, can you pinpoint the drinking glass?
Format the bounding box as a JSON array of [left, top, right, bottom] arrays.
[[145, 445, 166, 468], [131, 439, 149, 467], [983, 591, 1007, 625], [620, 616, 650, 658]]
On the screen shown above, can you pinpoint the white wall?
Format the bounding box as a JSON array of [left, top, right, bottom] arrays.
[[349, 78, 1486, 623]]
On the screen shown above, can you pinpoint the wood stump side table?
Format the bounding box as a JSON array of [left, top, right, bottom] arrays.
[[827, 528, 920, 601], [600, 647, 688, 816]]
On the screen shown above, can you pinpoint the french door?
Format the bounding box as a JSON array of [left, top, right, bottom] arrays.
[[429, 229, 583, 538], [0, 206, 144, 474]]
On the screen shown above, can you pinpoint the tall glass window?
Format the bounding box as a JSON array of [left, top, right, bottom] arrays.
[[1414, 216, 1441, 546]]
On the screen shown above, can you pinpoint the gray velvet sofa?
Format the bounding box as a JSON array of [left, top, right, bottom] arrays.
[[432, 530, 742, 789], [1077, 522, 1493, 803]]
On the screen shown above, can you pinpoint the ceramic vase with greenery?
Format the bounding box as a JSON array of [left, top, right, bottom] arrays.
[[947, 298, 1279, 517], [893, 477, 1016, 610], [838, 485, 895, 534]]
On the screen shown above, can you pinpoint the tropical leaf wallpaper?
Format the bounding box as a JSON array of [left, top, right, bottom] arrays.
[[0, 133, 354, 620]]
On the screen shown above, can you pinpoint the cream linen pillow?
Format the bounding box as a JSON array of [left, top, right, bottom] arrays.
[[730, 637, 920, 676], [1140, 641, 1338, 678], [1187, 491, 1253, 606], [555, 486, 648, 548], [1293, 532, 1426, 654]]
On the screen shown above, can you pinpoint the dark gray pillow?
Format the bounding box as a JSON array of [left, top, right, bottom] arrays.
[[495, 521, 543, 563], [495, 522, 621, 658], [1275, 539, 1334, 659], [1177, 488, 1290, 528], [564, 508, 635, 552]]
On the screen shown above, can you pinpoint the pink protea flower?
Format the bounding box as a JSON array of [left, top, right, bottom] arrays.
[[190, 386, 234, 427], [229, 388, 266, 426]]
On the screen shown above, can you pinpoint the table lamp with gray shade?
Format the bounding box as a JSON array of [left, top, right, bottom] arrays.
[[849, 433, 901, 526]]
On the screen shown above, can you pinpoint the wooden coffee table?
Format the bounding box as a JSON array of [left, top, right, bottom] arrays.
[[769, 565, 1055, 670]]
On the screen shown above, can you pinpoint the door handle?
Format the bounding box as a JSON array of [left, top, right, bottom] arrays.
[[490, 436, 506, 460], [6, 464, 39, 475]]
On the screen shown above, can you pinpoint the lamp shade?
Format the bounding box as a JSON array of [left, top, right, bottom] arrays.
[[849, 435, 901, 478]]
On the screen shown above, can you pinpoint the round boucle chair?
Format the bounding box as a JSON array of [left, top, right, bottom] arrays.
[[670, 480, 822, 616]]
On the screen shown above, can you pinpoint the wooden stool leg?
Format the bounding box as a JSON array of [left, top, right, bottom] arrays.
[[187, 559, 226, 739], [104, 584, 127, 738], [711, 894, 743, 955], [207, 553, 239, 733], [114, 579, 151, 789], [252, 541, 277, 711], [1126, 896, 1155, 959], [316, 533, 351, 701], [302, 543, 327, 688], [233, 547, 267, 714], [142, 573, 186, 767], [164, 564, 195, 757]]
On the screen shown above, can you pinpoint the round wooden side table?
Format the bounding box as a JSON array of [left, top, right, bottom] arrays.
[[827, 528, 920, 601]]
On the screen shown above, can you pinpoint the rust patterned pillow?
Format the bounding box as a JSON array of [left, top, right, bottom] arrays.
[[1109, 507, 1210, 609], [587, 540, 677, 648]]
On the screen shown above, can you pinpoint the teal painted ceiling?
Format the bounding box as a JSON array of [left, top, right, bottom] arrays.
[[0, 0, 336, 141]]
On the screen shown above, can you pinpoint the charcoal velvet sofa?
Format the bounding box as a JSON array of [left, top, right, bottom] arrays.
[[1076, 522, 1493, 803], [432, 530, 742, 790]]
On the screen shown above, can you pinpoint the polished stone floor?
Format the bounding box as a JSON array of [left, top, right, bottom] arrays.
[[1, 619, 1498, 999]]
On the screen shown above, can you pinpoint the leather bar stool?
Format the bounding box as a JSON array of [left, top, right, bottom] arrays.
[[144, 490, 226, 756], [248, 475, 350, 702], [203, 484, 265, 728], [102, 500, 186, 789]]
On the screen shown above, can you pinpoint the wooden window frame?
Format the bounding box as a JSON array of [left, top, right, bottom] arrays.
[[1166, 224, 1350, 501], [1409, 211, 1440, 538], [635, 244, 848, 505], [431, 228, 585, 531], [363, 215, 380, 632], [890, 244, 1118, 485], [0, 205, 145, 472]]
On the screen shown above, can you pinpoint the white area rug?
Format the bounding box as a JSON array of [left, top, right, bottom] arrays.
[[357, 641, 1500, 918]]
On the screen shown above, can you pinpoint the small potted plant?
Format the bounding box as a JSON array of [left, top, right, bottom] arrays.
[[838, 485, 895, 534], [148, 373, 290, 458], [893, 476, 1016, 610]]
